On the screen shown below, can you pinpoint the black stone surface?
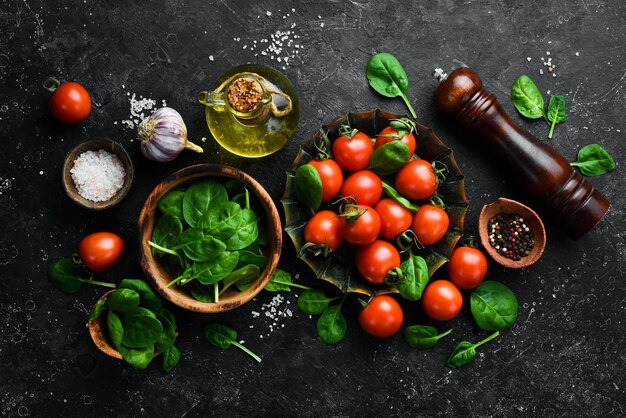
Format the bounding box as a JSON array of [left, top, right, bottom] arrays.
[[1, 0, 625, 416]]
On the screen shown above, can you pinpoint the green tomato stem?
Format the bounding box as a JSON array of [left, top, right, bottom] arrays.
[[473, 330, 500, 349], [80, 278, 116, 288], [231, 341, 262, 363], [400, 94, 417, 119], [148, 241, 179, 257]]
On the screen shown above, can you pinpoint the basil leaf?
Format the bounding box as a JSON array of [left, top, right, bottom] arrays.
[[404, 325, 452, 349], [570, 144, 616, 176], [107, 288, 140, 313], [48, 257, 86, 293], [446, 331, 499, 369], [89, 296, 108, 321], [297, 289, 334, 315], [381, 182, 419, 212], [158, 190, 185, 220], [107, 311, 124, 350], [511, 75, 546, 120], [547, 95, 566, 139], [118, 279, 161, 311], [182, 180, 228, 227], [294, 164, 322, 211], [160, 345, 181, 373], [119, 344, 154, 370], [193, 251, 239, 285], [179, 228, 226, 262], [366, 52, 417, 118], [316, 305, 346, 345], [368, 141, 411, 175], [121, 308, 164, 348], [398, 255, 429, 301], [470, 281, 518, 331], [224, 209, 258, 251]]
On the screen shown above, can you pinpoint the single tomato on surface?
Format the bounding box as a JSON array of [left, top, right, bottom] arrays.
[[374, 198, 413, 240], [78, 232, 124, 273], [340, 170, 382, 207], [339, 205, 381, 246], [307, 159, 343, 202], [359, 295, 404, 338], [395, 160, 437, 201], [48, 81, 92, 124], [411, 204, 449, 246], [448, 246, 488, 289], [376, 126, 416, 156], [355, 240, 401, 285], [332, 127, 374, 172], [304, 210, 343, 253], [421, 280, 463, 321]]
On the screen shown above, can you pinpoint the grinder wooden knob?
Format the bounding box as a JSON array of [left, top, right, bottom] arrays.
[[433, 67, 610, 239]]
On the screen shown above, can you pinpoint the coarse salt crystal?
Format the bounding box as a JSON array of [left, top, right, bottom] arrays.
[[266, 11, 272, 16], [70, 149, 125, 202]]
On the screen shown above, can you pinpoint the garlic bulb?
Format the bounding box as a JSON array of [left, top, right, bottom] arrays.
[[138, 107, 203, 162]]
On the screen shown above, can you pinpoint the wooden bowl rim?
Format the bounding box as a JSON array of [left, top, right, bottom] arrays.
[[478, 197, 546, 269], [138, 163, 282, 313], [62, 138, 134, 210], [87, 290, 122, 360]]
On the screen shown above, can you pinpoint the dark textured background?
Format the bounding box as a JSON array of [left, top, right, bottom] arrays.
[[1, 0, 625, 416]]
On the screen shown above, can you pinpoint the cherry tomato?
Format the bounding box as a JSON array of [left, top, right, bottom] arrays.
[[355, 240, 401, 285], [374, 199, 412, 240], [411, 205, 449, 245], [448, 246, 488, 289], [340, 170, 382, 207], [308, 159, 343, 202], [359, 295, 404, 338], [339, 205, 381, 246], [49, 81, 92, 124], [304, 210, 342, 252], [421, 280, 463, 321], [395, 160, 437, 201], [78, 232, 124, 273], [332, 130, 373, 172], [376, 126, 416, 156]]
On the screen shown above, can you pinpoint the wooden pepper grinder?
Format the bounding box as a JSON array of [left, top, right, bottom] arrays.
[[433, 67, 610, 239]]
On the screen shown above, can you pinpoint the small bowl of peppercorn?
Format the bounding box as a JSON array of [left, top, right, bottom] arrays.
[[478, 197, 546, 269]]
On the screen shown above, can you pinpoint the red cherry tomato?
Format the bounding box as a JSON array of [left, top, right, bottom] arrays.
[[78, 232, 124, 273], [340, 170, 382, 207], [332, 130, 373, 172], [395, 160, 437, 200], [448, 246, 488, 289], [339, 205, 381, 246], [48, 81, 92, 124], [374, 199, 413, 240], [421, 280, 463, 321], [304, 210, 342, 252], [355, 240, 401, 285], [308, 159, 343, 202], [359, 295, 404, 338], [376, 126, 416, 156], [411, 205, 449, 245]]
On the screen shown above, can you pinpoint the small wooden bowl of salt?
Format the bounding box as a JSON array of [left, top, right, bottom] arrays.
[[63, 139, 134, 210]]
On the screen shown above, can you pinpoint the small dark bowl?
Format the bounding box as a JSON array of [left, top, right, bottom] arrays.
[[478, 197, 546, 268], [63, 139, 134, 210]]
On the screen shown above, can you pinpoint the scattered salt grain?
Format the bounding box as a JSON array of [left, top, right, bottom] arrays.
[[266, 11, 272, 16], [526, 57, 532, 61], [70, 150, 125, 202], [120, 92, 157, 129], [209, 55, 214, 61], [575, 51, 580, 56], [39, 171, 44, 175]]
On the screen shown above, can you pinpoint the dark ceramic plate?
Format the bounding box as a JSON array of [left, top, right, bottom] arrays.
[[281, 110, 468, 296]]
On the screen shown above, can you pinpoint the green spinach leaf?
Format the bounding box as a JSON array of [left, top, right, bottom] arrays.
[[368, 141, 411, 175], [366, 52, 417, 118], [89, 296, 108, 321], [160, 345, 181, 373], [297, 289, 338, 315], [118, 279, 161, 311], [224, 209, 258, 251], [119, 344, 154, 370], [570, 144, 616, 176], [236, 251, 268, 271], [178, 228, 226, 262], [191, 286, 214, 303], [151, 215, 182, 256], [193, 251, 239, 285], [121, 308, 164, 348], [511, 75, 546, 120], [154, 312, 177, 353], [404, 325, 452, 349], [264, 269, 310, 292], [294, 164, 322, 212], [398, 255, 429, 301], [221, 264, 261, 293], [48, 257, 115, 293], [107, 288, 140, 313], [204, 323, 262, 362], [158, 190, 185, 220], [547, 95, 566, 139], [107, 311, 124, 350], [381, 182, 419, 212], [470, 281, 518, 331], [200, 201, 243, 241], [182, 180, 228, 227], [446, 331, 499, 369], [317, 304, 347, 345]]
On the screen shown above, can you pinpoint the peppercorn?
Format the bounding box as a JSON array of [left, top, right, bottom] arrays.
[[488, 213, 534, 260]]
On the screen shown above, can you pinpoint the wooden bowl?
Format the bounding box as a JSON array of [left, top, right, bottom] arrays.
[[478, 197, 546, 268], [87, 290, 122, 360], [62, 139, 134, 210], [138, 164, 282, 313]]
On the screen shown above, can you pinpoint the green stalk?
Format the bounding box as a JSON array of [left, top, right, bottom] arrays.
[[214, 283, 219, 303], [80, 278, 116, 288], [401, 94, 417, 119], [148, 241, 179, 257], [548, 117, 557, 139], [271, 279, 311, 290], [473, 330, 500, 349], [231, 341, 262, 363]]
